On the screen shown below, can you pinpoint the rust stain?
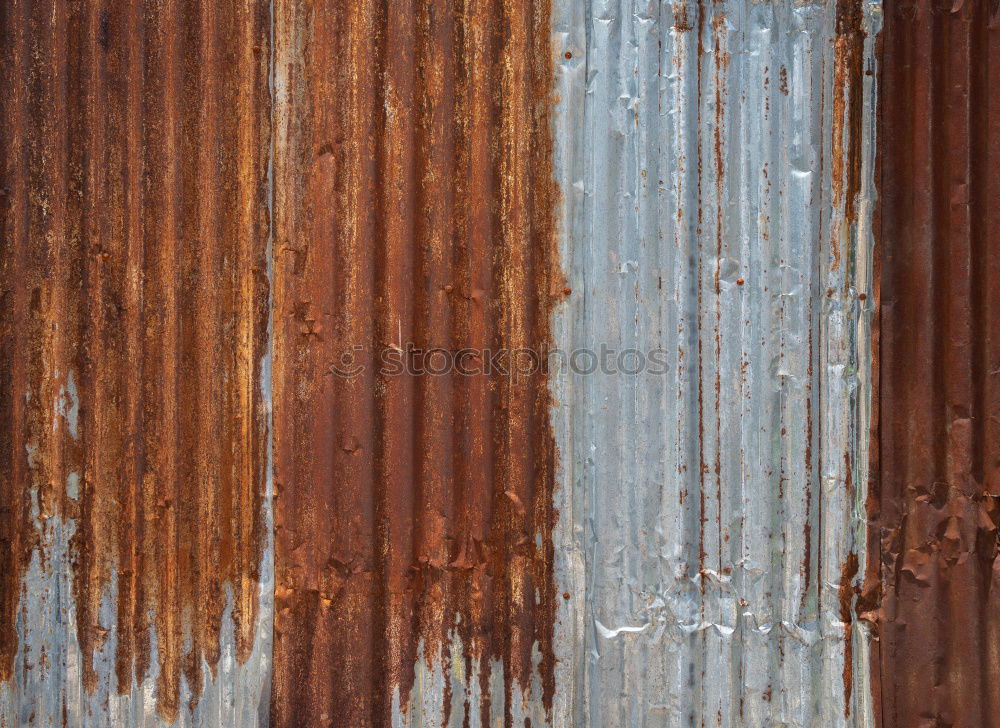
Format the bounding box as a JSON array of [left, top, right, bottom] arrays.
[[673, 2, 693, 33], [831, 0, 866, 271], [839, 547, 858, 720], [271, 0, 560, 726], [872, 1, 1000, 726], [862, 17, 885, 725], [0, 0, 271, 721]]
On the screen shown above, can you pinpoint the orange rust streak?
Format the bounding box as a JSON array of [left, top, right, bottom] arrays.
[[831, 0, 865, 274], [374, 1, 419, 723]]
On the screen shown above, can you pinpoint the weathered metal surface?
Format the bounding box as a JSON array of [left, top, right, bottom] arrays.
[[0, 1, 273, 725], [0, 0, 892, 726], [550, 1, 879, 726], [872, 2, 1000, 726], [271, 1, 560, 726]]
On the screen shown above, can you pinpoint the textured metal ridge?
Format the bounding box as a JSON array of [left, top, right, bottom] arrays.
[[271, 1, 560, 726], [0, 1, 273, 724], [872, 2, 1000, 726]]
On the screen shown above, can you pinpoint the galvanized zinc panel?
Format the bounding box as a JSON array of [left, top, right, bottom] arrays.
[[550, 1, 879, 725]]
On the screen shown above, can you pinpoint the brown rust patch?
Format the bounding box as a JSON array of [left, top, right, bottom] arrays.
[[0, 1, 270, 719], [873, 1, 1000, 725], [673, 2, 693, 33], [271, 0, 560, 726]]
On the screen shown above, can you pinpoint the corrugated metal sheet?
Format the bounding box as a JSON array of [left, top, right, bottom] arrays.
[[0, 1, 273, 725], [872, 2, 1000, 726], [0, 0, 896, 726], [551, 1, 879, 725], [271, 1, 560, 726]]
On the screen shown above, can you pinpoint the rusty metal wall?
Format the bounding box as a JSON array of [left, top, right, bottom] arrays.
[[0, 0, 897, 727], [0, 1, 273, 726], [872, 2, 1000, 726], [550, 1, 879, 726]]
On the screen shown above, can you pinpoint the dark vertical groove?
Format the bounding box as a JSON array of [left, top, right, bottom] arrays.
[[370, 0, 391, 723], [927, 4, 947, 708], [970, 0, 987, 494], [162, 0, 183, 711], [970, 1, 988, 712], [448, 4, 473, 720]]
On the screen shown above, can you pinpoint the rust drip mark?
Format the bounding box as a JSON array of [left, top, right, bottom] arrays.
[[0, 1, 271, 719], [839, 551, 859, 719], [270, 0, 560, 725], [832, 0, 865, 265], [695, 0, 707, 601], [833, 0, 866, 200], [838, 451, 857, 719], [861, 16, 884, 722], [802, 328, 815, 608]]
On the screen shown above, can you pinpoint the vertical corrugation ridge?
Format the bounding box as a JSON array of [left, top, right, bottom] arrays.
[[271, 0, 559, 725], [875, 2, 999, 726], [0, 1, 271, 723]]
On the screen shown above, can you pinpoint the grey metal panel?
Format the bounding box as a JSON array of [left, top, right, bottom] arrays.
[[550, 1, 880, 725]]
